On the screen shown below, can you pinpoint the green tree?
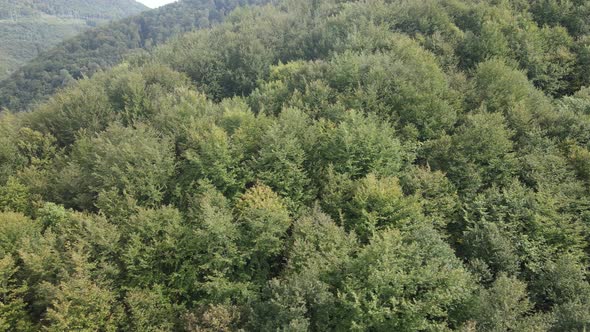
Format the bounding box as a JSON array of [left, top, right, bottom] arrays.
[[425, 112, 516, 193], [252, 208, 357, 331], [253, 108, 313, 209], [235, 184, 291, 282], [180, 183, 250, 305], [125, 285, 181, 332], [0, 177, 31, 214], [64, 124, 175, 209], [326, 41, 459, 139], [0, 256, 35, 331], [179, 123, 241, 198], [0, 212, 39, 258], [534, 255, 590, 331], [43, 273, 122, 332], [344, 174, 422, 242], [310, 110, 406, 180], [401, 166, 460, 230], [336, 226, 474, 331], [469, 274, 552, 332], [0, 112, 25, 183], [120, 207, 186, 290]]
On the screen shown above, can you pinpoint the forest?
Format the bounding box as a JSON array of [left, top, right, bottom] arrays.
[[0, 0, 270, 111], [0, 0, 146, 80], [1, 0, 590, 331]]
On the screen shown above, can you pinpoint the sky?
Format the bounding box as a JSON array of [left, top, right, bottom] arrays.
[[136, 0, 178, 8]]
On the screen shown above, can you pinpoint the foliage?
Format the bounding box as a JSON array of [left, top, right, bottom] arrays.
[[0, 0, 589, 330]]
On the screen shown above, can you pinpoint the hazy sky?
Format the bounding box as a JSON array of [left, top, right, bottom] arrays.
[[136, 0, 178, 8]]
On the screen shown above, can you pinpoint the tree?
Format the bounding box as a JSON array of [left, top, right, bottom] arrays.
[[469, 59, 552, 134], [64, 124, 175, 210], [336, 226, 474, 331], [43, 273, 122, 332], [401, 166, 460, 231], [251, 208, 356, 331], [253, 108, 314, 209], [180, 183, 248, 305], [460, 21, 510, 68], [0, 256, 35, 331], [310, 110, 406, 180], [0, 177, 31, 215], [0, 212, 39, 258], [344, 174, 422, 242], [534, 254, 590, 331], [120, 207, 186, 290], [0, 112, 25, 183], [179, 124, 241, 198], [468, 274, 552, 332], [235, 184, 291, 282], [425, 112, 516, 193], [124, 285, 181, 332]]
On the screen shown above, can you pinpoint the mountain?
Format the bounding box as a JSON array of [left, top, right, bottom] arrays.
[[1, 0, 590, 330], [0, 0, 271, 111], [0, 0, 147, 80]]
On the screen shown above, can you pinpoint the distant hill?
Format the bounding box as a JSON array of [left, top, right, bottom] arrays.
[[0, 0, 147, 80], [0, 0, 271, 111]]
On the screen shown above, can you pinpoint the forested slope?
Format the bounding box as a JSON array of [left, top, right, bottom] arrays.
[[0, 0, 271, 111], [0, 0, 147, 80], [1, 0, 590, 331]]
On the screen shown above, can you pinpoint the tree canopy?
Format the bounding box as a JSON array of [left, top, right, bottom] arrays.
[[1, 0, 590, 330]]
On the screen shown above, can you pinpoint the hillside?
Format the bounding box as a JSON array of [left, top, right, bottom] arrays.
[[0, 0, 271, 111], [0, 0, 147, 80], [1, 0, 590, 331]]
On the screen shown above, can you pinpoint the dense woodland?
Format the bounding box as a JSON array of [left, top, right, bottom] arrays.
[[0, 0, 270, 111], [0, 0, 146, 80], [1, 0, 590, 330]]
